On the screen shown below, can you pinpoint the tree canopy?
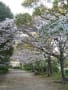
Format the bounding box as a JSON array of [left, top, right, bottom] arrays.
[[0, 2, 13, 21], [22, 0, 39, 7], [15, 13, 32, 26], [22, 0, 68, 7], [15, 0, 68, 81]]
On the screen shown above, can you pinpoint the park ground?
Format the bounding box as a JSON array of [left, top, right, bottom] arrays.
[[0, 69, 67, 90]]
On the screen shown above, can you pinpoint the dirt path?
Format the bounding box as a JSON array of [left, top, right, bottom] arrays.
[[0, 69, 60, 90]]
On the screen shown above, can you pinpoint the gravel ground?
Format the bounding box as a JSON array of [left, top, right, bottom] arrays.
[[0, 69, 60, 90]]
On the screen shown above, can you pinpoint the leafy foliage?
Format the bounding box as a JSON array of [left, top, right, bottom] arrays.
[[0, 2, 13, 21], [23, 60, 59, 75], [15, 13, 32, 25], [33, 5, 46, 16], [0, 65, 9, 74], [22, 0, 39, 7]]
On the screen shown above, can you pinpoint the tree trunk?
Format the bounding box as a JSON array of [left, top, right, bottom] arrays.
[[59, 56, 68, 81], [59, 57, 65, 81], [59, 48, 65, 81], [47, 55, 52, 76]]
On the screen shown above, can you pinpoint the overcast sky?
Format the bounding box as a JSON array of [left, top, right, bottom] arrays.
[[0, 0, 34, 15], [0, 0, 52, 15]]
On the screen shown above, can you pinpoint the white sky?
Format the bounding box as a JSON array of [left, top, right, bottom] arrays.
[[0, 0, 34, 15], [0, 0, 52, 15]]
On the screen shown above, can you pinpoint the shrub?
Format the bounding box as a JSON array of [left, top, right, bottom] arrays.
[[23, 60, 47, 74], [23, 63, 33, 71], [65, 69, 68, 75], [51, 60, 59, 73], [52, 64, 59, 73], [33, 60, 47, 73], [0, 64, 9, 74], [23, 60, 59, 75]]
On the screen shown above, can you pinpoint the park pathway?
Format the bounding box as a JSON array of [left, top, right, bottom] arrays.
[[0, 69, 60, 90]]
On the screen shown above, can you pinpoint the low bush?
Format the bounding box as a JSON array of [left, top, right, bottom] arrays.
[[0, 64, 9, 74], [33, 60, 47, 74], [23, 63, 33, 71], [65, 69, 68, 77], [23, 60, 47, 74], [52, 64, 59, 73], [23, 60, 59, 75]]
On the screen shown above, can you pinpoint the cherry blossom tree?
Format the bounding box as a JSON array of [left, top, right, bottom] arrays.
[[0, 19, 16, 73]]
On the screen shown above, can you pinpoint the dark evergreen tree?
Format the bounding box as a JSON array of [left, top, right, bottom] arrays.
[[0, 2, 13, 21]]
